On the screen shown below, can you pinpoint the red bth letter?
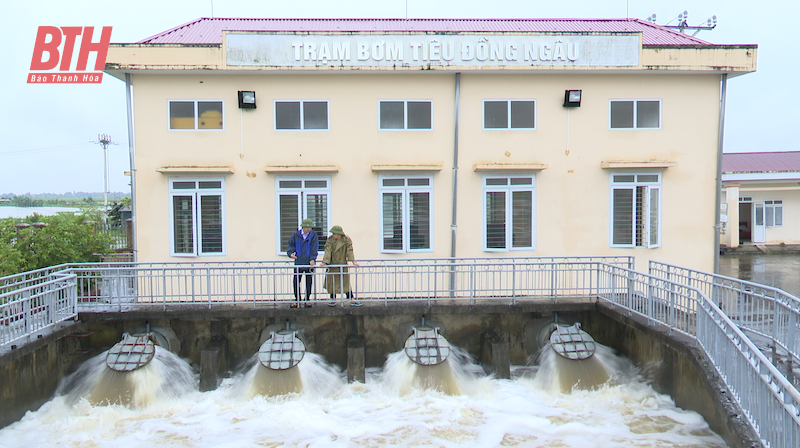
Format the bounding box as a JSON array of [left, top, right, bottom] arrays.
[[58, 27, 83, 71], [30, 26, 62, 70], [76, 26, 113, 71]]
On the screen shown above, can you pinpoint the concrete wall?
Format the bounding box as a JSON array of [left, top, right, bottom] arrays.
[[582, 304, 761, 448], [0, 324, 95, 429], [0, 304, 760, 448]]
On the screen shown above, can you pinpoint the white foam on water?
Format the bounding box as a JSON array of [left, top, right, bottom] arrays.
[[58, 346, 196, 407], [0, 345, 728, 447]]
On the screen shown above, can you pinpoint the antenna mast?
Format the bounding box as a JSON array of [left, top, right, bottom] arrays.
[[654, 11, 718, 37]]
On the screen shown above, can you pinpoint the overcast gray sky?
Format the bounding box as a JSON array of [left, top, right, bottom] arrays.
[[1, 0, 795, 195]]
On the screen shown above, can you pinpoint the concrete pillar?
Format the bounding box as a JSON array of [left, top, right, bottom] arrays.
[[199, 340, 225, 392], [481, 331, 510, 379], [346, 335, 365, 383]]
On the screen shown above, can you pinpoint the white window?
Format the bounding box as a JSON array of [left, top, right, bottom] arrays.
[[275, 101, 329, 130], [276, 177, 331, 254], [482, 176, 535, 251], [168, 100, 224, 130], [765, 200, 783, 227], [379, 176, 433, 252], [169, 178, 225, 256], [483, 100, 536, 130], [610, 173, 661, 248], [609, 100, 661, 129], [379, 100, 432, 130]]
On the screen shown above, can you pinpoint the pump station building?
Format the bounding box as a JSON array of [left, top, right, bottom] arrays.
[[104, 18, 757, 272]]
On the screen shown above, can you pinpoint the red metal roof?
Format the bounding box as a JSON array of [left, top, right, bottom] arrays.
[[723, 152, 800, 173], [136, 18, 711, 46]]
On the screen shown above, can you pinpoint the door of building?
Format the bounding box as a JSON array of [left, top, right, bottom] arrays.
[[753, 202, 766, 243]]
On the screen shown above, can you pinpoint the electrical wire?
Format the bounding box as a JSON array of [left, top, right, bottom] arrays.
[[0, 141, 126, 157]]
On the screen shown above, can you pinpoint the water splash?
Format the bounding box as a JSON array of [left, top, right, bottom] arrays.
[[2, 346, 728, 448], [58, 346, 195, 407], [231, 352, 345, 399], [532, 343, 621, 392], [380, 346, 484, 396]]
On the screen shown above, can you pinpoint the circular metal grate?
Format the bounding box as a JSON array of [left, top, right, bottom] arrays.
[[549, 323, 596, 360], [258, 330, 306, 370], [404, 326, 451, 366], [106, 333, 156, 372]]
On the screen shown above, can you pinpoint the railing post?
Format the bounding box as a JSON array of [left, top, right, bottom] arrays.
[[470, 263, 475, 305], [511, 263, 516, 304], [70, 274, 78, 319], [647, 275, 654, 325], [789, 306, 797, 373], [627, 269, 635, 307], [207, 267, 212, 310], [23, 289, 31, 337]]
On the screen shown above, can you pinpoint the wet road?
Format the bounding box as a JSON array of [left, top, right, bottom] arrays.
[[719, 253, 800, 298]]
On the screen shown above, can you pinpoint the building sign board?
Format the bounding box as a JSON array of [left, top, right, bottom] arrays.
[[226, 33, 640, 68]]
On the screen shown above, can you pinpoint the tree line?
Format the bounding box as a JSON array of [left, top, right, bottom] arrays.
[[0, 212, 113, 277]]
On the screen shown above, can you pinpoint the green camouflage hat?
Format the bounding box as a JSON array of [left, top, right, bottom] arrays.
[[301, 219, 313, 228], [329, 225, 344, 235]]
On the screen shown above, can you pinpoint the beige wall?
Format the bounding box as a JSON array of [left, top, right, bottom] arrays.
[[723, 184, 800, 245], [131, 71, 723, 272]]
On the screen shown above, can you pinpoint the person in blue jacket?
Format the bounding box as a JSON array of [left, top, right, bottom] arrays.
[[287, 218, 319, 308]]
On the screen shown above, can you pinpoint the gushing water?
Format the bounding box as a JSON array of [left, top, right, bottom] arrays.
[[1, 344, 729, 447], [381, 346, 482, 395], [59, 346, 195, 407], [231, 352, 345, 398], [532, 343, 616, 392]]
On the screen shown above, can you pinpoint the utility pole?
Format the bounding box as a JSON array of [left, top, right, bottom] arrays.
[[91, 133, 117, 222]]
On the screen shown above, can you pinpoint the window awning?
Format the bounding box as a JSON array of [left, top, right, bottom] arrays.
[[473, 162, 548, 172], [371, 163, 444, 172], [264, 165, 339, 173], [156, 166, 234, 174], [600, 160, 677, 169]]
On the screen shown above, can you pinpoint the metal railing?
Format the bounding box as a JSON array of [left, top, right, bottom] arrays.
[[96, 220, 130, 250], [2, 255, 799, 446], [650, 261, 800, 373], [600, 260, 800, 447], [68, 257, 628, 311], [0, 268, 77, 351]]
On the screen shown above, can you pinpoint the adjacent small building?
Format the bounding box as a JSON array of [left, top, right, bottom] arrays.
[[104, 18, 757, 272], [721, 152, 800, 248]]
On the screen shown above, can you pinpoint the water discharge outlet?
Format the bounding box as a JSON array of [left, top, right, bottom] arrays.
[[258, 330, 306, 370], [404, 326, 451, 366], [548, 322, 596, 361], [105, 333, 156, 372]]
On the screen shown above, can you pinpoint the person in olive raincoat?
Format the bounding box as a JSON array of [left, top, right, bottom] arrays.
[[320, 225, 360, 306]]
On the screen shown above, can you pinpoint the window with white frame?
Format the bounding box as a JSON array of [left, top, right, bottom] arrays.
[[609, 100, 661, 129], [765, 200, 783, 227], [380, 176, 433, 252], [169, 178, 225, 256], [610, 173, 661, 248], [276, 178, 331, 253], [168, 100, 223, 130], [483, 175, 535, 251], [379, 101, 432, 130], [483, 100, 536, 129], [275, 101, 329, 130]]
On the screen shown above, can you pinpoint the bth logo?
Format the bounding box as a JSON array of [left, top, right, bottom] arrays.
[[28, 26, 112, 84]]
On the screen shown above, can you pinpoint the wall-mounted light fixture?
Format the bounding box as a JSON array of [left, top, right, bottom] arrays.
[[238, 91, 256, 109], [563, 90, 582, 107]]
